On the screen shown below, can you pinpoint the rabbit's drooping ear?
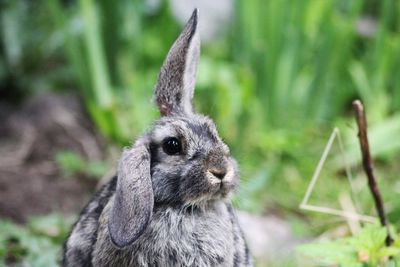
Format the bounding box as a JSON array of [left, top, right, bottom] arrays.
[[108, 142, 153, 248], [155, 9, 200, 116]]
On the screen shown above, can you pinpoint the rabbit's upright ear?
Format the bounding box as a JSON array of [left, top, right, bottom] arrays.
[[155, 9, 200, 116], [108, 141, 153, 248]]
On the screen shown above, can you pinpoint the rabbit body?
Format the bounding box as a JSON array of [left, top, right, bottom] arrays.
[[63, 9, 253, 267], [64, 176, 251, 266]]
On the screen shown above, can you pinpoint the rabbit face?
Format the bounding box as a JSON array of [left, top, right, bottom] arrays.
[[149, 115, 239, 206]]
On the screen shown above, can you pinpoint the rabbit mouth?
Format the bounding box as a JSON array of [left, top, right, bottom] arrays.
[[185, 181, 235, 206], [213, 182, 234, 199]]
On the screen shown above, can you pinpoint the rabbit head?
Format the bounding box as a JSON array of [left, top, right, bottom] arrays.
[[108, 9, 239, 249]]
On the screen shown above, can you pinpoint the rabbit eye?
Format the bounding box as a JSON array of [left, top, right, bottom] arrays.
[[162, 137, 182, 155]]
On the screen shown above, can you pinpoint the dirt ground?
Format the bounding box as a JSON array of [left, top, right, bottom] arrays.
[[0, 93, 102, 222]]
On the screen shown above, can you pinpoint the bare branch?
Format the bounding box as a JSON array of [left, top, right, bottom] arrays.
[[352, 100, 393, 246]]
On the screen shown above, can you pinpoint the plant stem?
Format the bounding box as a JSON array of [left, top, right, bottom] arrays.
[[352, 100, 393, 246]]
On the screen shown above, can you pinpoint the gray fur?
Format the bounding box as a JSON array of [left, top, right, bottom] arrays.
[[63, 9, 253, 267], [108, 142, 153, 248], [155, 8, 200, 116]]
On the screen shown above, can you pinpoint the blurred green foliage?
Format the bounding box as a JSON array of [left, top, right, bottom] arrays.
[[298, 224, 400, 266], [0, 215, 72, 266], [1, 0, 400, 266], [55, 150, 108, 178]]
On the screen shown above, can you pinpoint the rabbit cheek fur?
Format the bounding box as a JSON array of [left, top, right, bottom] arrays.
[[63, 9, 253, 267]]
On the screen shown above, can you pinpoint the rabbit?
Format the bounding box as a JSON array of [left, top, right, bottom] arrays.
[[63, 9, 253, 267]]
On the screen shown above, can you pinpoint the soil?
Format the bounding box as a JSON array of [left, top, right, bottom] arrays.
[[0, 93, 103, 222], [0, 166, 95, 222]]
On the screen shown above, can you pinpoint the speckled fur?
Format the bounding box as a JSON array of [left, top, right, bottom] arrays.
[[63, 9, 253, 267]]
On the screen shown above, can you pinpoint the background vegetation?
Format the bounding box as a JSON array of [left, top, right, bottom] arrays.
[[1, 0, 400, 266]]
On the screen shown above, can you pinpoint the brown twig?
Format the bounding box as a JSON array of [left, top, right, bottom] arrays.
[[352, 100, 393, 246]]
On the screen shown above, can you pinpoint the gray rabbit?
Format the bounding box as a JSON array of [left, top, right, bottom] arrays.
[[63, 9, 253, 267]]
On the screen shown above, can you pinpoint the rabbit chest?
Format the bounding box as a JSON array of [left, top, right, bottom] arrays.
[[92, 198, 236, 267]]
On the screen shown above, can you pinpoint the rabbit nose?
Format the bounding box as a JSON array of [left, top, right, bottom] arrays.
[[209, 168, 227, 180]]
